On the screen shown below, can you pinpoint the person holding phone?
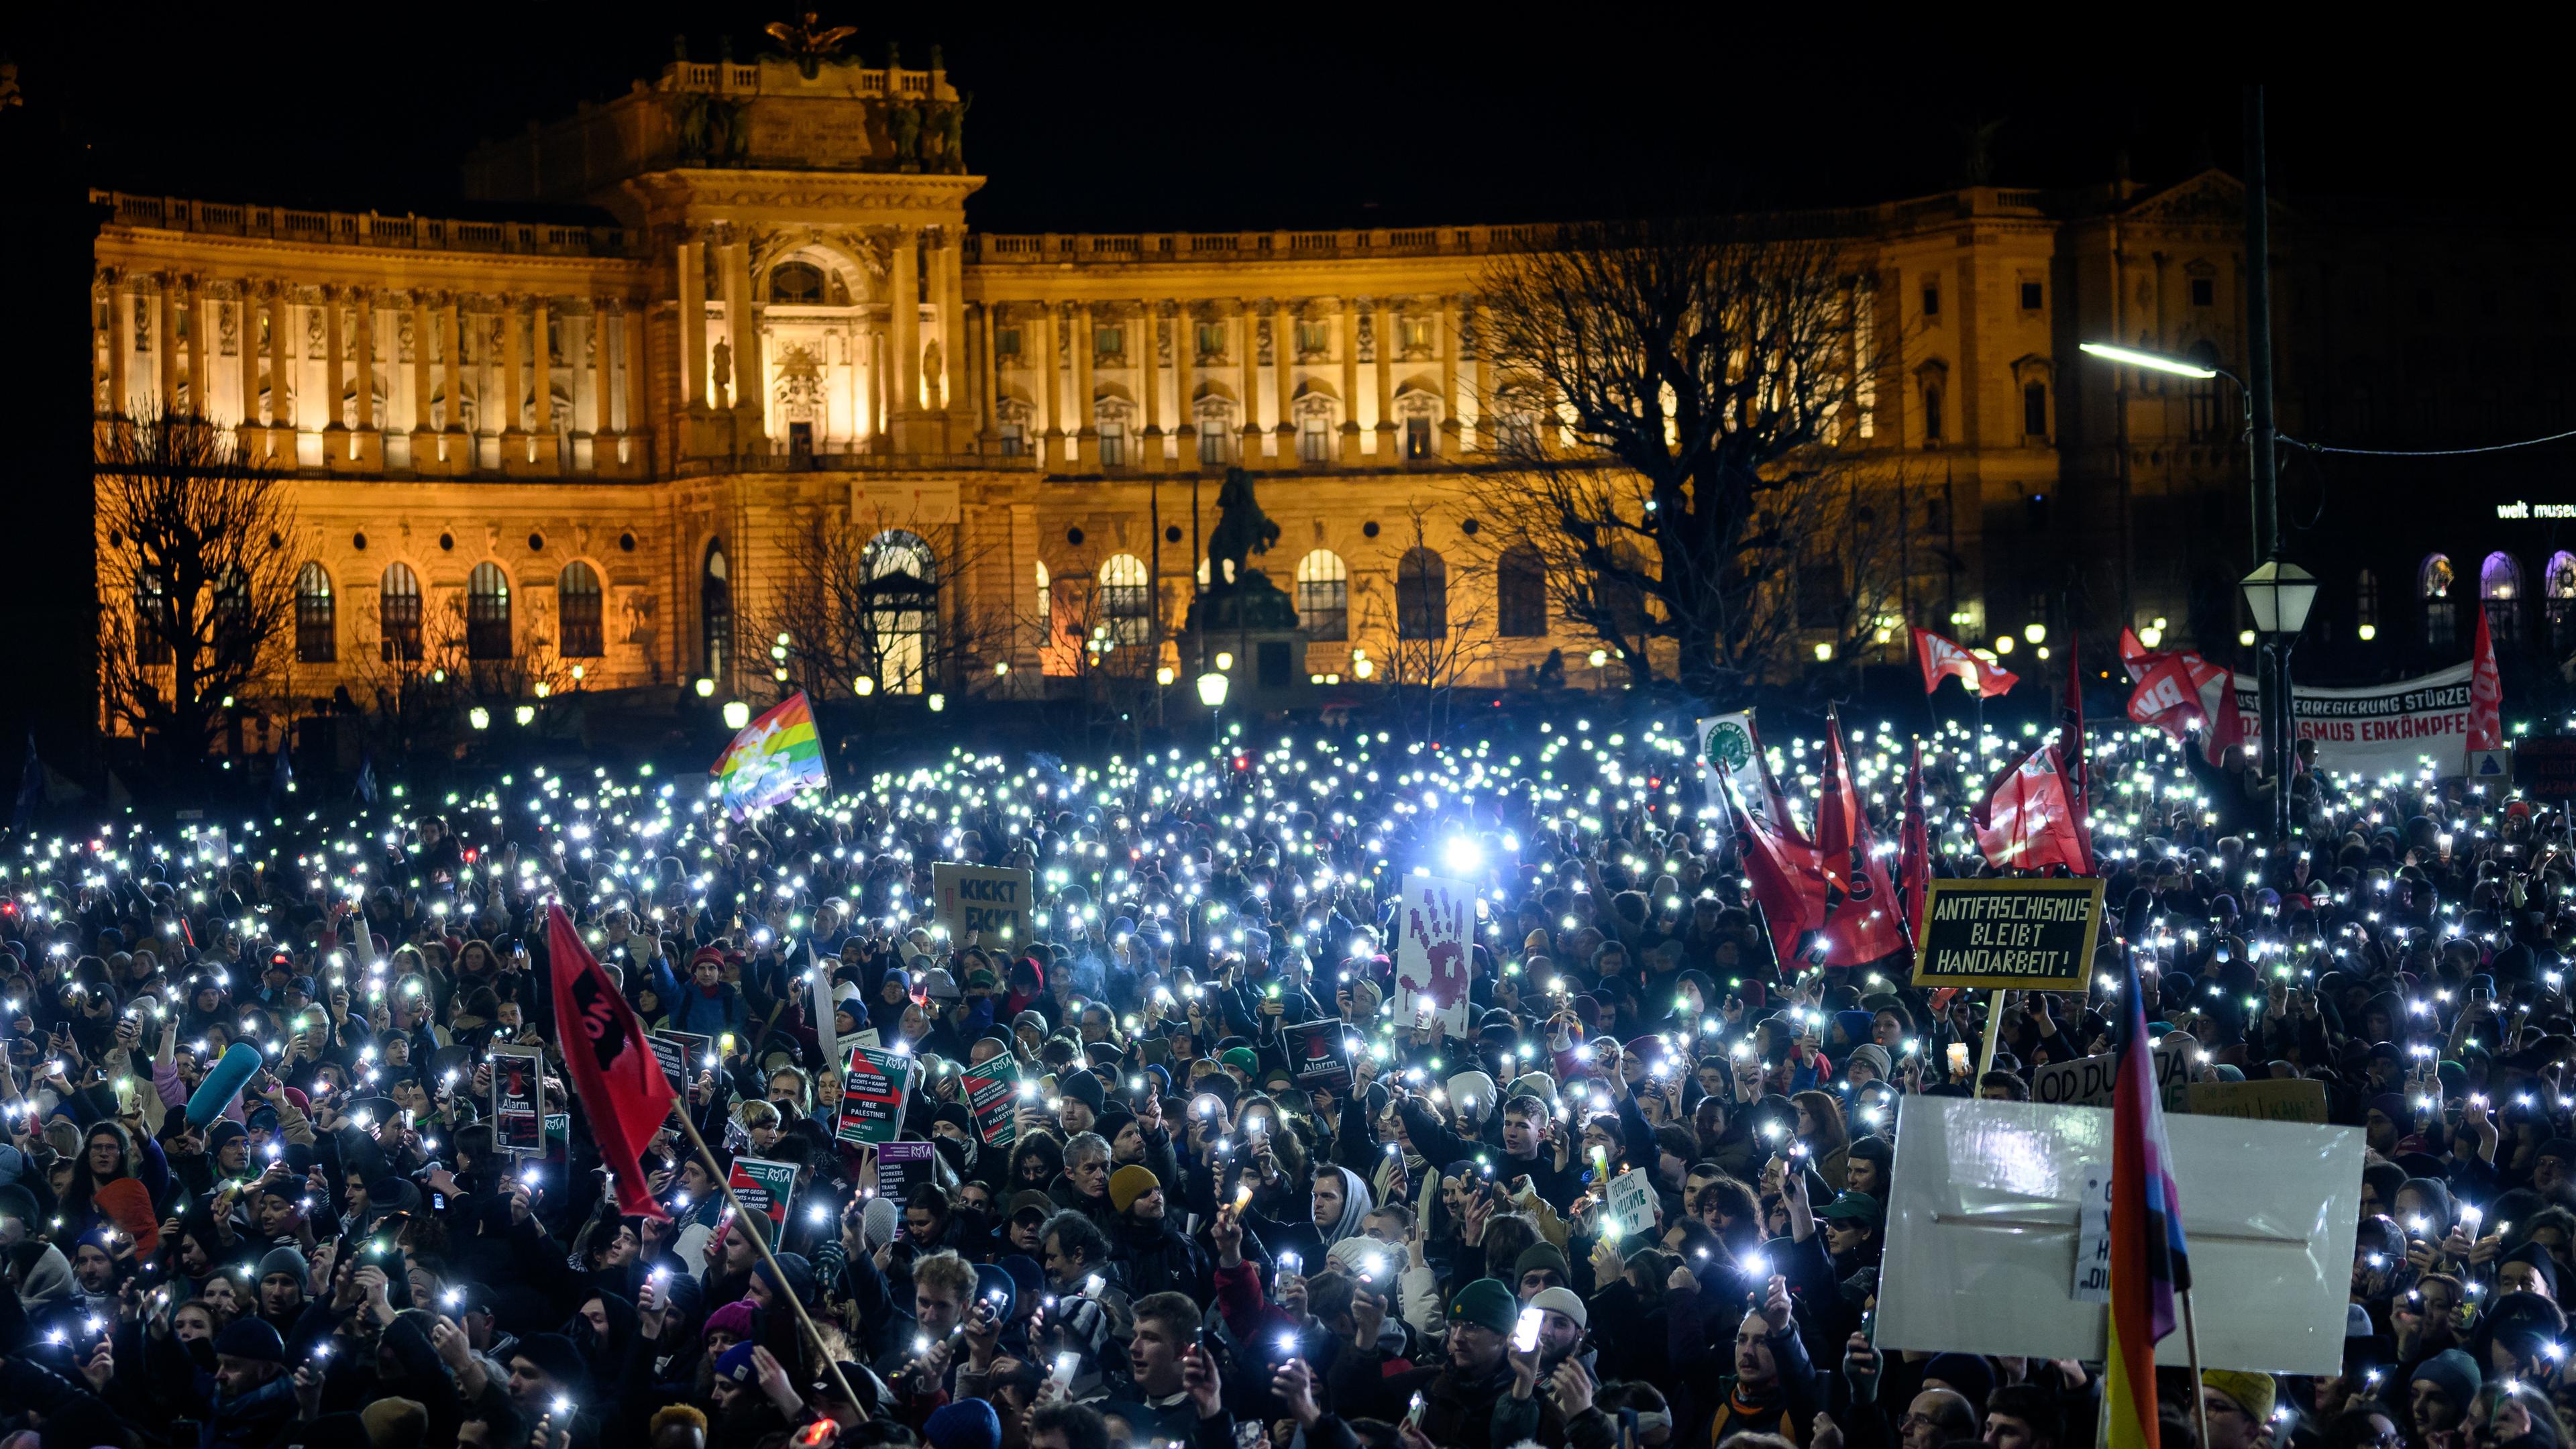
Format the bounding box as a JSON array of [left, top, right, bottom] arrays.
[[1327, 1276, 1556, 1449]]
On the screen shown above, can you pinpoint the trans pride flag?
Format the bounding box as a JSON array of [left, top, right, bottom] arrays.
[[713, 692, 830, 816], [2104, 949, 2192, 1449]]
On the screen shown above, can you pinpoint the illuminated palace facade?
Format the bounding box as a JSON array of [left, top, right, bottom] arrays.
[[89, 46, 2311, 723]]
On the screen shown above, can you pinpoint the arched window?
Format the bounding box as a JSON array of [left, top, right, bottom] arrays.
[[865, 531, 937, 694], [1293, 549, 1348, 639], [1095, 397, 1132, 468], [1195, 398, 1234, 465], [1294, 393, 1336, 465], [702, 539, 731, 682], [134, 570, 172, 665], [1397, 547, 1448, 639], [1498, 546, 1548, 637], [468, 562, 513, 659], [2420, 553, 2457, 652], [1595, 545, 1652, 639], [2482, 551, 2524, 649], [559, 561, 603, 658], [211, 566, 252, 669], [380, 563, 421, 663], [2355, 568, 2380, 634], [1034, 560, 1052, 635], [296, 563, 335, 663], [769, 262, 824, 305], [1099, 553, 1152, 646], [2548, 551, 2576, 651]]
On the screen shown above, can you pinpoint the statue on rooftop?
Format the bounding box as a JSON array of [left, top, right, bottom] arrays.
[[763, 12, 857, 79]]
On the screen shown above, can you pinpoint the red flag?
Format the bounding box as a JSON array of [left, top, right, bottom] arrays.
[[1974, 744, 2091, 873], [1899, 740, 1931, 948], [2469, 604, 2504, 751], [1732, 798, 1826, 968], [2060, 639, 2094, 875], [545, 904, 676, 1219], [1816, 712, 1857, 897], [2117, 627, 2155, 682], [1811, 714, 1910, 964], [1914, 627, 2019, 698]]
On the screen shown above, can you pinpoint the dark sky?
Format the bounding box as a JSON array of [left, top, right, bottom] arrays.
[[10, 9, 2561, 232]]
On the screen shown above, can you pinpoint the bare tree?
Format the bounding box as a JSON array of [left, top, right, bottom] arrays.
[[95, 408, 299, 781], [1362, 507, 1494, 743], [751, 505, 1021, 704], [1466, 213, 1908, 700]]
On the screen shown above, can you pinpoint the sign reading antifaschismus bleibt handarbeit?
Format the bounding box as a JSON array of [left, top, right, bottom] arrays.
[[1911, 877, 2105, 991]]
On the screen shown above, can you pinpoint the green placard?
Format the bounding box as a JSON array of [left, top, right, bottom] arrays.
[[836, 1046, 912, 1145]]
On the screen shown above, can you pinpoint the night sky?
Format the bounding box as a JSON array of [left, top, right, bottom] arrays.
[[9, 11, 2559, 231]]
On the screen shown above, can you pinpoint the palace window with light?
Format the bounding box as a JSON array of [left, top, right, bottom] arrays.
[[559, 561, 604, 658], [2548, 552, 2576, 650], [1099, 554, 1151, 645], [2420, 552, 2457, 652], [295, 563, 335, 663], [380, 563, 422, 663], [701, 540, 731, 680], [1294, 549, 1347, 639], [865, 532, 937, 693], [2482, 551, 2524, 649], [467, 563, 513, 659]]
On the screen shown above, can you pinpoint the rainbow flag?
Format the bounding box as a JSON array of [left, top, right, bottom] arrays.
[[712, 692, 830, 816], [2105, 949, 2192, 1449]]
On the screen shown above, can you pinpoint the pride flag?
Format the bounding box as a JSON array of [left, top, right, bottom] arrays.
[[2104, 948, 2192, 1449], [713, 692, 830, 815]]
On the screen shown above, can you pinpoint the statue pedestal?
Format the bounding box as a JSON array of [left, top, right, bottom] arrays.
[[1182, 574, 1315, 713]]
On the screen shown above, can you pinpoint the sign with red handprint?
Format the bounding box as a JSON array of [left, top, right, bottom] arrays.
[[1393, 876, 1477, 1038]]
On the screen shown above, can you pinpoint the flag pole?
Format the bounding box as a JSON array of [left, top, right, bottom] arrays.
[[1976, 988, 2006, 1082], [2182, 1285, 2211, 1449], [669, 1105, 863, 1412]]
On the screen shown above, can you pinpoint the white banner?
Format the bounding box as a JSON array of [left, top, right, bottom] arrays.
[[1697, 713, 1768, 823], [1393, 875, 1477, 1038], [2233, 661, 2477, 780]]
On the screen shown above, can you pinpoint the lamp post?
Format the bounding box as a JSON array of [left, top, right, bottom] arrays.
[[1195, 669, 1229, 749], [2079, 87, 2303, 839]]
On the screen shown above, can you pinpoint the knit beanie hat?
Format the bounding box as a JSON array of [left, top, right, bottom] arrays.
[[214, 1318, 287, 1364], [2202, 1371, 2275, 1426], [1109, 1164, 1160, 1214], [703, 1299, 757, 1342], [1446, 1071, 1499, 1117], [2412, 1348, 2482, 1409], [258, 1244, 309, 1285], [1529, 1284, 1589, 1330], [360, 1397, 429, 1449], [1845, 1044, 1892, 1081], [715, 1340, 760, 1383], [924, 1397, 1003, 1449], [1446, 1277, 1518, 1337], [1513, 1242, 1572, 1283]]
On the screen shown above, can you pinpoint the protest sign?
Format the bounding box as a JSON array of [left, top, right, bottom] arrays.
[[491, 1044, 543, 1155], [2186, 1078, 2330, 1124], [1912, 877, 2103, 991], [648, 1030, 711, 1094], [1876, 1095, 2363, 1374], [961, 1055, 1022, 1146], [2071, 1164, 2111, 1305], [835, 1044, 912, 1145], [2517, 737, 2576, 798], [1283, 1019, 1353, 1095], [727, 1155, 798, 1229], [2030, 1045, 2188, 1113], [874, 1139, 935, 1203], [2231, 661, 2479, 778], [1394, 875, 1477, 1038], [1697, 713, 1770, 824], [544, 1114, 569, 1159], [934, 863, 1035, 945], [1604, 1169, 1658, 1240]]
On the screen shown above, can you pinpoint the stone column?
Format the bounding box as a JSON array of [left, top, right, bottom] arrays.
[[500, 295, 527, 443], [623, 301, 647, 445], [351, 288, 376, 432], [236, 284, 262, 433], [1140, 303, 1165, 468], [1437, 294, 1460, 457], [321, 285, 347, 434], [530, 294, 553, 464], [890, 227, 921, 417], [267, 289, 293, 431], [1239, 303, 1263, 462], [935, 229, 964, 417], [1034, 304, 1059, 465], [409, 294, 434, 436], [439, 297, 466, 435], [185, 275, 210, 419], [155, 276, 179, 413], [1273, 302, 1297, 458], [1338, 299, 1365, 463], [1173, 304, 1197, 468], [678, 238, 708, 410], [1373, 297, 1396, 456], [105, 274, 130, 418], [977, 303, 1000, 446], [1070, 301, 1095, 468]]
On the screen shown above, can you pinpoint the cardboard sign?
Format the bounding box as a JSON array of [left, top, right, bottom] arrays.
[[960, 1055, 1022, 1146], [933, 863, 1035, 946], [1283, 1020, 1354, 1095], [1698, 713, 1772, 826], [2072, 1163, 2111, 1305], [2030, 1045, 2188, 1113], [2186, 1078, 2330, 1124], [874, 1139, 936, 1203], [544, 1114, 570, 1160], [491, 1045, 543, 1155], [1605, 1168, 1659, 1240], [649, 1030, 712, 1093], [836, 1045, 913, 1145], [1912, 877, 2104, 991], [2518, 737, 2576, 798], [728, 1155, 798, 1228], [1393, 876, 1478, 1038], [1876, 1095, 2363, 1375]]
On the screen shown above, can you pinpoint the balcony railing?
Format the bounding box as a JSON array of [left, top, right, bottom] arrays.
[[91, 191, 637, 258]]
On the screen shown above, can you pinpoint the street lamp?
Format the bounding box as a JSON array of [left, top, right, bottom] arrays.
[[722, 700, 751, 730], [2076, 341, 2224, 381], [1195, 671, 1229, 708], [2241, 559, 2318, 637]]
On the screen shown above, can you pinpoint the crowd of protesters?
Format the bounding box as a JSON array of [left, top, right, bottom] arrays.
[[0, 711, 2565, 1449]]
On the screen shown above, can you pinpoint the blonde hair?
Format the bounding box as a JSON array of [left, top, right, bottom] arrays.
[[912, 1249, 976, 1302], [735, 1099, 781, 1132]]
